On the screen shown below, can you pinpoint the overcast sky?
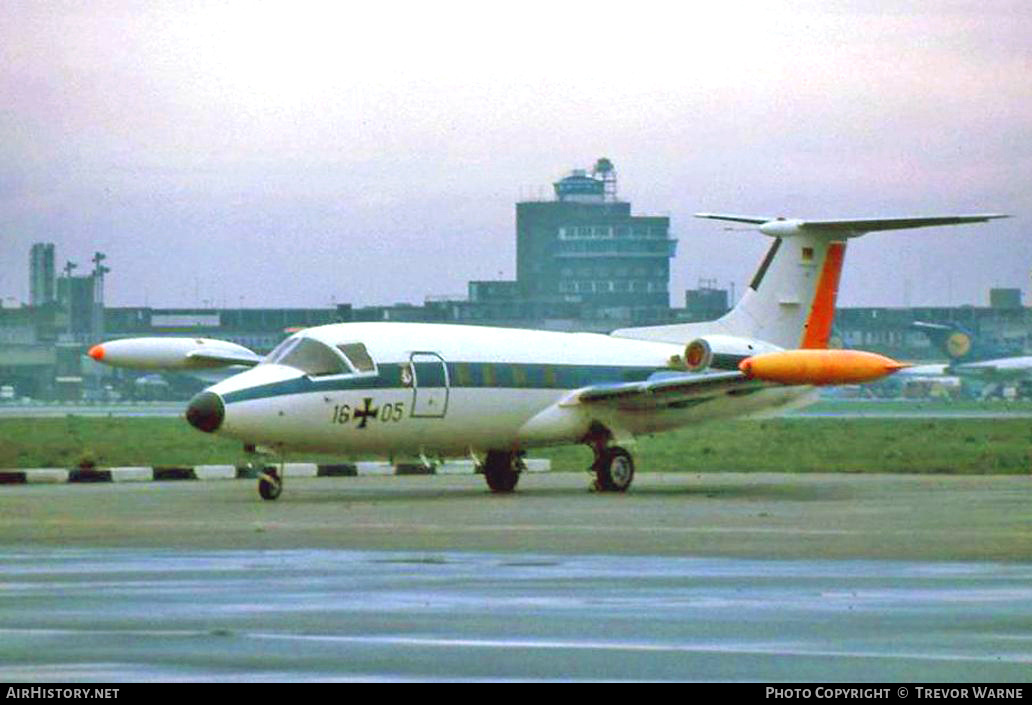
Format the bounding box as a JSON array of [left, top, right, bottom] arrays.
[[1, 0, 1029, 311]]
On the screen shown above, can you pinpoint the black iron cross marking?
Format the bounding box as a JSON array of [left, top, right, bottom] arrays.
[[353, 397, 379, 429]]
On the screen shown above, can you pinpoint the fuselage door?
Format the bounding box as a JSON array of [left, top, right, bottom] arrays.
[[409, 352, 449, 418]]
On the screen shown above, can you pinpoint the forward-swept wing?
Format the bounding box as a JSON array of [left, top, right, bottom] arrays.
[[570, 349, 905, 410], [570, 371, 757, 410]]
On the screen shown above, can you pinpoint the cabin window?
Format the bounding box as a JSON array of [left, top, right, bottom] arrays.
[[481, 364, 496, 387], [337, 342, 376, 373], [277, 337, 347, 377], [454, 363, 472, 386]]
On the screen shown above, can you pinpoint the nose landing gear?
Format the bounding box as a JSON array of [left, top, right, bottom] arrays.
[[244, 444, 284, 501], [258, 466, 283, 501]]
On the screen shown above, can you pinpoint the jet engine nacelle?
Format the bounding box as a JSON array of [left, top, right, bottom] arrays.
[[87, 337, 260, 370], [684, 335, 782, 372]]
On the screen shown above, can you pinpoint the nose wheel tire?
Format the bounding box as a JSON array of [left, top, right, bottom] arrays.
[[594, 447, 634, 493], [258, 468, 283, 501], [482, 450, 521, 493]]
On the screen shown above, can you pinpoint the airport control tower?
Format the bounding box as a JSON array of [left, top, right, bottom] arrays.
[[516, 158, 677, 324]]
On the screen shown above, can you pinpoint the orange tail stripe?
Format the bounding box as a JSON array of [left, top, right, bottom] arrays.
[[801, 242, 846, 349]]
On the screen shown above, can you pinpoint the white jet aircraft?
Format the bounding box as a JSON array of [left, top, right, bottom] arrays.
[[88, 213, 1007, 499]]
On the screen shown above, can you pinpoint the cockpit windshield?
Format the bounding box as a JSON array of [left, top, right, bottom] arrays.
[[337, 342, 376, 373], [264, 337, 348, 377], [263, 337, 378, 377], [264, 337, 299, 365]]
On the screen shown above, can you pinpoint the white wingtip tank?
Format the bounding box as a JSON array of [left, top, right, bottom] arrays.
[[86, 337, 260, 370]]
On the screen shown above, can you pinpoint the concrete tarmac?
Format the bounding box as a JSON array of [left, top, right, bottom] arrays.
[[1, 472, 1028, 561], [1, 473, 1030, 681]]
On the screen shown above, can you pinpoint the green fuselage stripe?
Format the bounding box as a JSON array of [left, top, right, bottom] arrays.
[[221, 361, 670, 405]]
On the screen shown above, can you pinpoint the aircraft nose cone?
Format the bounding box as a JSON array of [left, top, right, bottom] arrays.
[[186, 391, 224, 433]]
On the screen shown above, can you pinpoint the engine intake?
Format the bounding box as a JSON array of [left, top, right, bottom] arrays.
[[684, 335, 782, 372]]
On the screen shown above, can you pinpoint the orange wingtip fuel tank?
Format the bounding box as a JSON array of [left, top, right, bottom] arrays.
[[738, 349, 908, 386]]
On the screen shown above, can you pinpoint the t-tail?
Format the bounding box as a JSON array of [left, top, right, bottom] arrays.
[[911, 321, 1023, 365], [612, 213, 1009, 350]]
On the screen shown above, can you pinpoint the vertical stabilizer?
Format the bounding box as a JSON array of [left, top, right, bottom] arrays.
[[711, 232, 847, 349]]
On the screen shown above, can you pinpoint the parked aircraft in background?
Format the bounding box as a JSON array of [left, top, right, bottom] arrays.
[[88, 212, 1007, 499], [904, 321, 1032, 396]]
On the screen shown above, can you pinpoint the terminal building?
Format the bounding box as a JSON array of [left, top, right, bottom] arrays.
[[0, 159, 1029, 400], [513, 158, 676, 325], [461, 158, 677, 328]]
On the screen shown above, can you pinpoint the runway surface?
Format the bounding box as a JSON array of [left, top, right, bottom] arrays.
[[1, 474, 1029, 681], [1, 548, 1030, 682]]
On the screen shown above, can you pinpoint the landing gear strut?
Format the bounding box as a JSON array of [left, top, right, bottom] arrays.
[[482, 450, 522, 493], [244, 443, 283, 501]]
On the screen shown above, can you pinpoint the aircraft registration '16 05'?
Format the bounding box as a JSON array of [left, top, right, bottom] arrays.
[[88, 212, 1008, 499]]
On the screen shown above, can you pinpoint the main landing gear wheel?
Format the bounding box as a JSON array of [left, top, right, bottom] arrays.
[[594, 446, 634, 493], [482, 450, 521, 493], [258, 467, 283, 501]]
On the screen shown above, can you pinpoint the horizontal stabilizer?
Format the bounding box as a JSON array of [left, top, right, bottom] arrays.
[[695, 213, 1009, 236], [911, 321, 955, 332], [694, 213, 774, 225], [790, 214, 1008, 233]]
